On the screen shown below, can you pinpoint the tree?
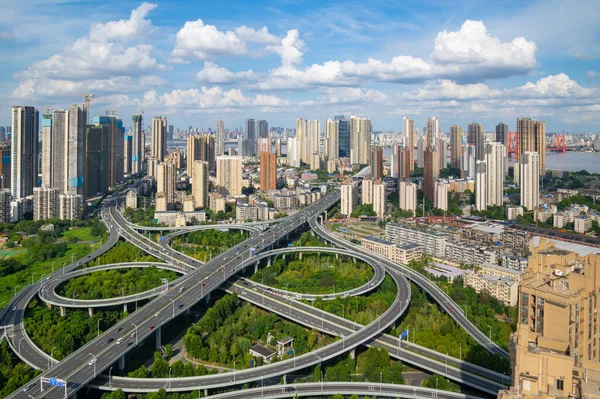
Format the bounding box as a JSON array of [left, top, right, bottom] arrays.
[[351, 204, 376, 218]]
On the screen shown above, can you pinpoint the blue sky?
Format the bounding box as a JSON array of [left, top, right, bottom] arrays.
[[1, 0, 599, 132]]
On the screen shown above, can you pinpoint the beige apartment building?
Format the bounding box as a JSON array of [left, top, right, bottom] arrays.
[[499, 239, 600, 399], [360, 236, 423, 265]]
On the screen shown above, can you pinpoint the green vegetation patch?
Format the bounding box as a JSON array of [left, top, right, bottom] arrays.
[[85, 241, 162, 267], [182, 294, 333, 369], [24, 300, 124, 360], [0, 341, 40, 397], [172, 229, 247, 262], [250, 253, 373, 295], [58, 266, 179, 300]]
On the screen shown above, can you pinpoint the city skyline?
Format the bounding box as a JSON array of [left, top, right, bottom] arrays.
[[1, 1, 599, 132]]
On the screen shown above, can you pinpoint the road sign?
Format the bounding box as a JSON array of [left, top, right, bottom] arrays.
[[250, 248, 256, 257], [400, 329, 409, 339]]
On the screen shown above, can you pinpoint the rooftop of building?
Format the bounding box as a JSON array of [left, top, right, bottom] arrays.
[[532, 236, 600, 256], [362, 235, 393, 245]]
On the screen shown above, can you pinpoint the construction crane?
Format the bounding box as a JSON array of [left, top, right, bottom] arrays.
[[83, 93, 95, 124]]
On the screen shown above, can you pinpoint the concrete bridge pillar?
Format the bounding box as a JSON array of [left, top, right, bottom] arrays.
[[267, 257, 271, 267], [119, 355, 126, 370], [283, 374, 287, 384], [123, 303, 128, 313], [353, 257, 356, 264], [155, 326, 162, 349], [299, 252, 302, 260], [88, 307, 93, 317], [60, 307, 66, 317], [335, 253, 339, 260], [204, 389, 208, 397], [46, 302, 52, 310], [283, 254, 285, 260], [205, 295, 210, 305], [254, 262, 259, 274], [349, 348, 356, 359]]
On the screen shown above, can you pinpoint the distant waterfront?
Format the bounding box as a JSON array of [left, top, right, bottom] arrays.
[[545, 152, 600, 173]]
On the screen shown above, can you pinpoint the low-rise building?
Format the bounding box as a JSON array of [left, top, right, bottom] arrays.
[[479, 263, 522, 282], [553, 212, 567, 228], [501, 254, 528, 271], [535, 204, 557, 223], [125, 190, 138, 209], [463, 272, 518, 306], [385, 223, 446, 259], [424, 263, 468, 283], [506, 205, 524, 220], [209, 193, 226, 213], [361, 236, 423, 265], [154, 211, 206, 226], [445, 241, 497, 266], [249, 344, 277, 363]]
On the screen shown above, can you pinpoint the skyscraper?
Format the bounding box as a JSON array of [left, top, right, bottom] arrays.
[[424, 146, 440, 201], [259, 151, 277, 191], [417, 137, 426, 168], [341, 179, 358, 216], [371, 147, 383, 179], [397, 147, 411, 180], [67, 104, 86, 195], [85, 124, 110, 198], [216, 119, 225, 157], [475, 160, 487, 211], [33, 186, 58, 220], [131, 114, 143, 174], [152, 116, 167, 161], [193, 160, 208, 209], [11, 106, 39, 199], [157, 162, 176, 209], [427, 117, 440, 148], [468, 123, 485, 161], [93, 115, 124, 190], [287, 137, 300, 167], [245, 119, 256, 156], [372, 179, 386, 218], [296, 118, 306, 163], [399, 180, 417, 216], [362, 179, 373, 205], [41, 113, 53, 187], [520, 151, 540, 210], [257, 120, 268, 138], [518, 118, 546, 176], [450, 125, 463, 170], [485, 142, 506, 207], [350, 116, 371, 165], [216, 156, 242, 196], [336, 116, 350, 159], [187, 134, 216, 178], [495, 123, 508, 147], [124, 134, 132, 175], [325, 119, 339, 162], [403, 117, 415, 173]]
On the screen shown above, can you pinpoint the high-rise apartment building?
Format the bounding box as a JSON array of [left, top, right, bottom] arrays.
[[403, 117, 415, 173], [373, 179, 386, 218], [257, 138, 271, 154], [434, 181, 448, 211], [371, 147, 384, 179], [0, 189, 11, 223], [11, 106, 39, 199], [341, 179, 358, 216], [362, 179, 374, 205], [41, 113, 53, 187], [468, 123, 485, 162], [33, 186, 58, 220], [462, 144, 476, 179], [450, 125, 463, 170], [427, 117, 440, 148], [500, 239, 600, 399], [325, 119, 339, 162], [417, 137, 426, 168], [424, 146, 440, 201], [92, 115, 124, 190], [399, 180, 417, 216], [157, 162, 176, 209], [518, 118, 546, 175], [350, 116, 371, 165], [520, 151, 540, 210], [152, 116, 167, 161], [496, 123, 508, 147], [187, 134, 216, 178], [392, 145, 411, 180], [216, 156, 242, 196], [58, 192, 83, 220], [0, 145, 11, 190], [216, 119, 225, 157], [66, 104, 86, 195], [475, 160, 487, 211], [485, 142, 506, 207], [259, 151, 277, 191], [192, 161, 208, 209], [131, 114, 144, 174], [85, 124, 110, 198], [124, 134, 132, 175], [287, 137, 300, 167]]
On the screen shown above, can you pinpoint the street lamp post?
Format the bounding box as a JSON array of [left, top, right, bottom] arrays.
[[132, 323, 138, 345], [169, 299, 175, 318], [97, 318, 103, 337], [169, 367, 172, 389], [13, 285, 19, 296], [52, 262, 55, 274], [291, 348, 296, 369], [72, 291, 78, 305], [109, 366, 114, 387], [459, 343, 462, 360], [18, 337, 24, 354], [488, 325, 492, 340], [445, 352, 448, 374], [233, 362, 236, 384], [31, 273, 36, 285], [380, 371, 383, 393]]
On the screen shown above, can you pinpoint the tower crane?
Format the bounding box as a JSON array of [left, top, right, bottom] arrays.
[[83, 93, 95, 124]]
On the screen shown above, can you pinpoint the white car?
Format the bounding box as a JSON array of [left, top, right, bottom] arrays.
[[88, 358, 97, 366], [154, 311, 160, 317], [116, 337, 124, 345]]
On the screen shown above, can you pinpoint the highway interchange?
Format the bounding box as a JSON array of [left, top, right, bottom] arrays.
[[1, 184, 509, 398]]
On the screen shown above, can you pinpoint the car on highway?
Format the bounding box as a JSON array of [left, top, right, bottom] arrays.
[[106, 337, 114, 343], [178, 304, 184, 308], [130, 331, 136, 338], [116, 337, 124, 345], [179, 286, 185, 293], [88, 358, 97, 365], [154, 311, 160, 317], [23, 383, 35, 392], [148, 325, 155, 331]]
